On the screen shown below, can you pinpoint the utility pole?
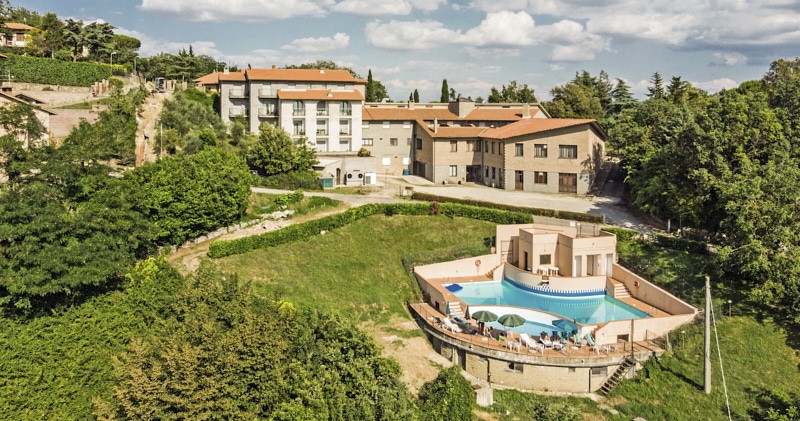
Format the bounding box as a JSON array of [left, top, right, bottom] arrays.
[[704, 275, 712, 394]]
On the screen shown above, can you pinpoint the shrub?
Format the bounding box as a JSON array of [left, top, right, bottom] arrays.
[[257, 170, 322, 191], [0, 54, 125, 86], [274, 190, 304, 206], [418, 366, 475, 421], [411, 192, 603, 223]]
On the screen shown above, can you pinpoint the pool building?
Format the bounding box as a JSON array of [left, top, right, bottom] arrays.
[[411, 220, 697, 394]]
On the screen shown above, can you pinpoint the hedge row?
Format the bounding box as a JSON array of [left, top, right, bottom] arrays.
[[207, 202, 531, 258], [0, 54, 125, 86], [410, 192, 603, 223]]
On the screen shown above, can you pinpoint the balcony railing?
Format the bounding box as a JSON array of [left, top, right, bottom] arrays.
[[341, 110, 352, 116], [228, 109, 247, 117], [339, 130, 351, 136], [316, 109, 328, 116], [317, 129, 328, 135], [229, 90, 246, 98], [258, 108, 276, 117], [293, 110, 305, 116], [293, 129, 306, 136], [258, 89, 272, 97]]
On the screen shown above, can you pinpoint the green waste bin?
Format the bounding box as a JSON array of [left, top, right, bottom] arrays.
[[319, 177, 334, 188]]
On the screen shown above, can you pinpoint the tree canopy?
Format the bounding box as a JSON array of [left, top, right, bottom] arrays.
[[487, 80, 537, 103], [246, 123, 317, 177]]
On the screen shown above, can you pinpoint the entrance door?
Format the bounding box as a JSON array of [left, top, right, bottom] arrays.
[[587, 255, 598, 276], [523, 251, 529, 271], [413, 161, 426, 177], [573, 255, 582, 277], [558, 173, 578, 193], [466, 165, 481, 182], [606, 253, 614, 275], [335, 168, 341, 186], [515, 170, 524, 190]]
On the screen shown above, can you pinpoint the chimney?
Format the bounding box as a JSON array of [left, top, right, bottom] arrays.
[[522, 103, 531, 119], [327, 91, 333, 97], [408, 101, 415, 110], [433, 118, 438, 134], [320, 69, 325, 74], [223, 66, 229, 75]]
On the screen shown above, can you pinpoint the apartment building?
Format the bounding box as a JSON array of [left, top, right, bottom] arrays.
[[217, 67, 366, 154], [1, 23, 33, 47]]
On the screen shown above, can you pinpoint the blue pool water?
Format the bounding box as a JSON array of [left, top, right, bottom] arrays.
[[453, 279, 650, 325]]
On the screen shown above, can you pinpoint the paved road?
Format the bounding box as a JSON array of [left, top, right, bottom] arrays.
[[252, 182, 656, 232]]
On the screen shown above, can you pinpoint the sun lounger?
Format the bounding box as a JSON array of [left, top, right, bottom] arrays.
[[520, 333, 544, 353], [539, 336, 554, 348], [442, 317, 462, 333]]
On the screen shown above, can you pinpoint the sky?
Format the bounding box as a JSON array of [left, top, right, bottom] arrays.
[[15, 0, 800, 101]]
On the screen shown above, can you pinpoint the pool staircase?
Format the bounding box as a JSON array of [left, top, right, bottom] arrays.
[[598, 356, 637, 395], [609, 279, 631, 299], [447, 301, 465, 319]]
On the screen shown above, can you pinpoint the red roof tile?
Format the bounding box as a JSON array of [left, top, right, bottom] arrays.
[[277, 89, 364, 101], [482, 119, 601, 140], [3, 22, 34, 31], [245, 68, 363, 83], [362, 107, 458, 121]]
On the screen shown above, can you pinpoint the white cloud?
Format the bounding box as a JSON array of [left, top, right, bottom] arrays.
[[463, 47, 521, 59], [332, 0, 412, 15], [692, 77, 738, 93], [139, 0, 333, 21], [710, 52, 748, 66], [462, 11, 537, 47], [407, 0, 447, 12], [365, 20, 461, 50], [282, 33, 350, 52]]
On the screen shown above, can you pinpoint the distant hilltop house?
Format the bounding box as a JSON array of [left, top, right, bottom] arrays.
[[197, 68, 606, 193], [1, 22, 34, 48], [0, 91, 54, 147]]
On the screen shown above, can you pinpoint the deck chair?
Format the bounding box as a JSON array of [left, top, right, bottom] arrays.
[[442, 317, 462, 333]]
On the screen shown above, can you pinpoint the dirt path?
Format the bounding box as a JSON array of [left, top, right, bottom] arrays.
[[135, 91, 171, 166]]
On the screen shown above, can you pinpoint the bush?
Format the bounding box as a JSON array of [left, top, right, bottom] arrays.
[[0, 54, 125, 86], [411, 192, 603, 223], [207, 202, 521, 258], [257, 170, 322, 191], [418, 366, 475, 421], [274, 190, 304, 206]]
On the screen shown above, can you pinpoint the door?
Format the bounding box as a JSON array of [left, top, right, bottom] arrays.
[[587, 255, 598, 276], [573, 255, 582, 277], [523, 251, 529, 271], [515, 170, 524, 190], [466, 165, 481, 182], [558, 173, 578, 193], [606, 253, 614, 276], [335, 168, 341, 186]]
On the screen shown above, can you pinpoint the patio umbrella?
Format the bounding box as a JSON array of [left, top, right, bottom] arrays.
[[498, 313, 526, 328], [472, 310, 498, 335], [553, 319, 578, 333]]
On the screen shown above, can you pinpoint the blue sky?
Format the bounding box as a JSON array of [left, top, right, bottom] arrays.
[[15, 0, 800, 101]]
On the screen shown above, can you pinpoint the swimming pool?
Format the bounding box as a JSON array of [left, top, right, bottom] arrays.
[[451, 279, 650, 325]]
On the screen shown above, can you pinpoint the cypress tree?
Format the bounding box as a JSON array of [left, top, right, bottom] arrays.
[[413, 89, 419, 103], [366, 69, 375, 102], [440, 79, 449, 103]]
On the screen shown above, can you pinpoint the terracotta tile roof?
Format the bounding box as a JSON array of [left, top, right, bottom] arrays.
[[3, 22, 34, 31], [482, 118, 601, 140], [431, 126, 487, 138], [218, 71, 246, 82], [465, 108, 537, 121], [245, 68, 363, 83], [277, 89, 364, 101], [194, 71, 221, 85], [362, 107, 458, 121]]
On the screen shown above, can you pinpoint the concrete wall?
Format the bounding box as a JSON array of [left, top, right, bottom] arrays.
[[593, 314, 696, 345], [361, 120, 414, 175], [612, 263, 697, 315], [415, 253, 500, 280]]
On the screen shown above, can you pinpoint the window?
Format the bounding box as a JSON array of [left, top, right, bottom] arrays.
[[475, 141, 481, 152], [339, 119, 351, 135], [316, 102, 327, 116], [293, 101, 305, 116], [316, 138, 327, 152], [485, 166, 489, 178], [450, 140, 458, 152], [449, 165, 457, 177], [383, 121, 390, 129], [403, 121, 411, 128], [363, 138, 373, 146], [590, 367, 608, 376], [492, 167, 496, 179], [293, 119, 305, 136], [484, 140, 489, 152], [341, 101, 352, 116], [534, 171, 547, 184], [508, 362, 524, 373], [407, 138, 411, 146], [362, 121, 370, 128], [339, 138, 350, 150], [559, 145, 578, 159], [382, 157, 391, 166], [534, 144, 548, 157], [491, 142, 495, 154], [390, 138, 398, 146], [539, 254, 552, 265], [416, 138, 423, 150], [515, 143, 524, 156], [558, 173, 578, 193], [402, 157, 410, 165]]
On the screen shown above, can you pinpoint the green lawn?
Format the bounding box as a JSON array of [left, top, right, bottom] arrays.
[[245, 192, 344, 220], [212, 215, 495, 323]]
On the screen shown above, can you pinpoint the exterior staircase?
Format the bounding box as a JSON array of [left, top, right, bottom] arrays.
[[610, 279, 631, 299], [447, 301, 465, 319], [485, 262, 504, 279], [598, 356, 637, 395]]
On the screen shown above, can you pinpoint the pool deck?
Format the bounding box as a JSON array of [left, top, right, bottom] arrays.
[[410, 302, 664, 364]]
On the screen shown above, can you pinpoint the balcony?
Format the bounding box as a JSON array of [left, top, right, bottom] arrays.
[[258, 108, 276, 117], [316, 109, 328, 116], [317, 129, 328, 136], [229, 90, 246, 99], [340, 110, 352, 116], [339, 130, 351, 136], [293, 110, 305, 116], [293, 129, 306, 136], [258, 88, 272, 98], [228, 108, 248, 118]]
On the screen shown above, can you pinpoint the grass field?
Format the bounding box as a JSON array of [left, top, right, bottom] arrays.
[[245, 192, 344, 220], [212, 215, 495, 324]]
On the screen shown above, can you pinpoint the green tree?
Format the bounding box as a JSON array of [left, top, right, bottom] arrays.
[[366, 69, 376, 102], [666, 76, 689, 103], [546, 83, 603, 119], [39, 12, 64, 58], [413, 89, 420, 103], [608, 78, 637, 114], [63, 19, 83, 62], [246, 123, 317, 176], [126, 148, 251, 245], [440, 79, 449, 102], [418, 366, 474, 421], [646, 72, 665, 99], [487, 80, 536, 103]]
